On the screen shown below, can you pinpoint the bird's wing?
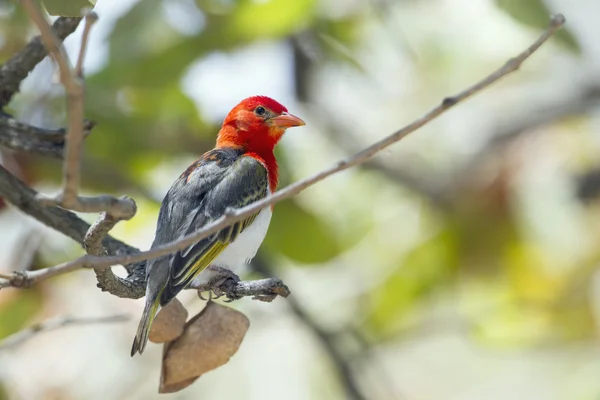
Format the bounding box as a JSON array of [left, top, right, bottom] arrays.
[[158, 152, 269, 304]]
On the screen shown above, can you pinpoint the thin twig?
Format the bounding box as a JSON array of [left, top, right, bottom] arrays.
[[0, 13, 566, 290], [307, 105, 452, 209], [20, 1, 136, 218], [74, 11, 98, 78], [0, 314, 129, 351], [454, 82, 600, 185], [0, 17, 81, 108], [21, 0, 83, 203], [20, 0, 79, 96], [21, 0, 84, 204]]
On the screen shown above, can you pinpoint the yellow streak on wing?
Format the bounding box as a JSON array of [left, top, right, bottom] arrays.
[[177, 241, 229, 285]]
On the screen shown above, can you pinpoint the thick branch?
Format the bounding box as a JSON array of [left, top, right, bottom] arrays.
[[191, 270, 290, 302], [0, 164, 139, 258], [0, 114, 95, 158], [83, 212, 120, 256], [83, 208, 141, 296], [39, 193, 137, 219], [0, 17, 81, 108], [222, 277, 290, 300], [0, 314, 129, 351], [0, 13, 566, 292]]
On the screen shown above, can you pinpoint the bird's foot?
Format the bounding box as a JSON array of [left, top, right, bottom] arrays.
[[203, 266, 243, 302]]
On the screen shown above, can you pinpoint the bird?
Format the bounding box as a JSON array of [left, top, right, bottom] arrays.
[[130, 96, 305, 356]]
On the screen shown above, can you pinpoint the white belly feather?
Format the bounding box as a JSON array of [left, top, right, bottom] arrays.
[[193, 207, 272, 285], [213, 207, 272, 267]]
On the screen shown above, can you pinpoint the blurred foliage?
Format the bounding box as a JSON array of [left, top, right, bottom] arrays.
[[263, 200, 342, 264], [1, 0, 596, 376], [368, 227, 459, 338], [41, 0, 95, 16], [0, 3, 29, 60], [0, 289, 44, 340], [2, 0, 600, 398]]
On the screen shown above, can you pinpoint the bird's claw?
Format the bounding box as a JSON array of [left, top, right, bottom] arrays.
[[197, 290, 225, 301], [212, 289, 224, 300], [197, 291, 208, 301], [195, 266, 244, 303]]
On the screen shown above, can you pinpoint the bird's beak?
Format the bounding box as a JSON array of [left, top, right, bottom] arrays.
[[270, 112, 306, 128]]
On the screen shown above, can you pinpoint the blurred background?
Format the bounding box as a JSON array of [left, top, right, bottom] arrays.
[[1, 0, 600, 399]]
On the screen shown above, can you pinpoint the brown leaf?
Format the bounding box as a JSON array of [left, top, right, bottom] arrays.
[[160, 301, 250, 391], [149, 299, 188, 343], [158, 375, 199, 394]]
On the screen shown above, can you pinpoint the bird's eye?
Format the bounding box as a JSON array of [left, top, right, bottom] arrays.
[[255, 106, 266, 116]]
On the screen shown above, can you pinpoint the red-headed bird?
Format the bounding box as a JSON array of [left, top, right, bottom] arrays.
[[131, 96, 305, 356]]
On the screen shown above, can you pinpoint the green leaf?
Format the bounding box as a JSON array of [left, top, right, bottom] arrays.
[[367, 228, 459, 339], [263, 200, 342, 264], [231, 0, 316, 40], [0, 383, 8, 400], [41, 0, 94, 16], [495, 0, 580, 53], [96, 0, 317, 88], [0, 290, 44, 340]]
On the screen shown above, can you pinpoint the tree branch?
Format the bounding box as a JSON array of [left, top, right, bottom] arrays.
[[74, 10, 97, 78], [191, 270, 290, 302], [16, 3, 137, 295], [0, 163, 139, 259], [291, 34, 450, 209], [83, 207, 141, 297], [0, 314, 129, 351], [307, 105, 452, 209], [19, 2, 136, 219], [0, 113, 95, 158], [0, 13, 566, 293], [0, 17, 82, 108], [0, 163, 286, 301], [454, 82, 600, 185]]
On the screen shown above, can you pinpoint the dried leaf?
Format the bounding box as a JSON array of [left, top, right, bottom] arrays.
[[158, 374, 198, 394], [149, 299, 188, 343], [160, 302, 249, 391]]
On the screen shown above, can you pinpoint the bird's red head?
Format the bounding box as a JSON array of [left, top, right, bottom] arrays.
[[216, 96, 305, 190], [216, 96, 305, 153]]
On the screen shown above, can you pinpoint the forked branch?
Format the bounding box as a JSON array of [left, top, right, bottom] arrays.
[[20, 0, 136, 219]]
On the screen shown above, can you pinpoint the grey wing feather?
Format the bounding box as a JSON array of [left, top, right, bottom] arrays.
[[143, 153, 233, 300], [161, 155, 269, 304]]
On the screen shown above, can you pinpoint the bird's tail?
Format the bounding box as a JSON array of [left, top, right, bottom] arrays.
[[130, 293, 161, 357]]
